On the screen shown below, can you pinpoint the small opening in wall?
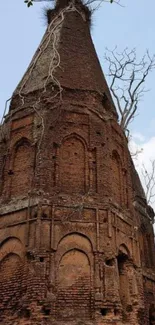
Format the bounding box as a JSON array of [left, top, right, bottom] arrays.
[[8, 169, 14, 175], [26, 251, 35, 261], [126, 305, 133, 312], [96, 131, 101, 135], [53, 142, 58, 148], [117, 253, 128, 269], [2, 137, 7, 144], [149, 304, 155, 325], [105, 258, 115, 266], [42, 213, 48, 219], [19, 308, 30, 318], [100, 308, 108, 316], [114, 308, 119, 316], [42, 306, 50, 315], [40, 257, 44, 263]]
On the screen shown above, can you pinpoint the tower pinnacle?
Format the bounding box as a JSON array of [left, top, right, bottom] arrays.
[[12, 0, 116, 116]]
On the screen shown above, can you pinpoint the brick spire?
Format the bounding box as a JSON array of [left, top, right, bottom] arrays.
[[13, 0, 116, 115], [1, 0, 155, 323]]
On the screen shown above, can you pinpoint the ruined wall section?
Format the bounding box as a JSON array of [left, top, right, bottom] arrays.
[[0, 207, 50, 324], [32, 90, 133, 208], [0, 89, 154, 324], [0, 109, 34, 202], [0, 126, 8, 196], [0, 0, 154, 322]]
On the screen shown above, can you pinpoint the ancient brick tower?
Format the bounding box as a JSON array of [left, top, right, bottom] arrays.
[[0, 0, 155, 324]]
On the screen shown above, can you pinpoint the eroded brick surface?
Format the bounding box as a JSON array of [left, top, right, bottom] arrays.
[[0, 0, 155, 324]]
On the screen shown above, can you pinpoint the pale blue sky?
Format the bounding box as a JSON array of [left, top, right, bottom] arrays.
[[0, 0, 155, 140]]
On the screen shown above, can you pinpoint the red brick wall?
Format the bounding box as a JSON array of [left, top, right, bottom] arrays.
[[59, 136, 85, 193], [0, 254, 24, 312], [10, 139, 34, 197], [56, 249, 92, 319]]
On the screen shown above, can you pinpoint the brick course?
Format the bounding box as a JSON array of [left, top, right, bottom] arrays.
[[0, 0, 155, 324]]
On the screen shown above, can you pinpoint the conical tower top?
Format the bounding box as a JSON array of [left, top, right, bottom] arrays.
[[12, 0, 116, 115]]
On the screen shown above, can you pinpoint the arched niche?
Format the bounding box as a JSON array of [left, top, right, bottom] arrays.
[[117, 244, 132, 313], [58, 249, 90, 287], [145, 234, 155, 268], [0, 236, 25, 262], [56, 232, 94, 269], [0, 252, 22, 279], [140, 225, 154, 268], [0, 246, 24, 310], [59, 135, 86, 193], [10, 138, 34, 198], [56, 249, 91, 320], [111, 150, 122, 205], [149, 303, 155, 325], [57, 232, 93, 254], [119, 244, 130, 258]]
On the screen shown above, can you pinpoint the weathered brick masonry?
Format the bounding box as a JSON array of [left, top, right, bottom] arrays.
[[0, 0, 155, 324]]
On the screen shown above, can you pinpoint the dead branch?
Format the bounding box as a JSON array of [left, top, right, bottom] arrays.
[[130, 147, 143, 160], [141, 160, 155, 205], [24, 0, 123, 8], [105, 47, 155, 133], [85, 0, 123, 7]]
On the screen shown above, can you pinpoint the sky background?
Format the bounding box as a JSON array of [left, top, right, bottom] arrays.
[[0, 0, 155, 207]]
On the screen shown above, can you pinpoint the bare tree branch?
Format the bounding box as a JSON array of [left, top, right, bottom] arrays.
[[24, 0, 124, 8], [141, 160, 155, 205], [105, 47, 155, 133]]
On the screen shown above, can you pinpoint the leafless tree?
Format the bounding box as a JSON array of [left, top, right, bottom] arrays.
[[141, 160, 155, 205], [85, 0, 123, 7], [24, 0, 123, 8], [105, 48, 155, 133], [130, 147, 143, 160]]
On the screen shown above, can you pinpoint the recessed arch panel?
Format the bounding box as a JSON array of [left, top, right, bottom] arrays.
[[119, 243, 130, 258], [10, 138, 34, 197], [117, 244, 132, 312], [0, 236, 24, 262], [57, 232, 93, 252], [0, 252, 24, 310], [59, 135, 86, 193], [111, 150, 122, 205], [0, 253, 22, 277], [56, 249, 91, 320]]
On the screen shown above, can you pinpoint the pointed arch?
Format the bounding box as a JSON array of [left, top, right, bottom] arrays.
[[56, 248, 92, 320], [58, 249, 90, 286], [118, 243, 130, 258], [0, 235, 23, 248], [57, 231, 93, 251], [10, 137, 35, 197], [0, 237, 25, 310], [0, 252, 24, 310], [117, 243, 132, 313], [56, 232, 94, 269], [13, 137, 32, 151], [59, 134, 87, 193], [0, 236, 25, 262], [61, 133, 88, 149]]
